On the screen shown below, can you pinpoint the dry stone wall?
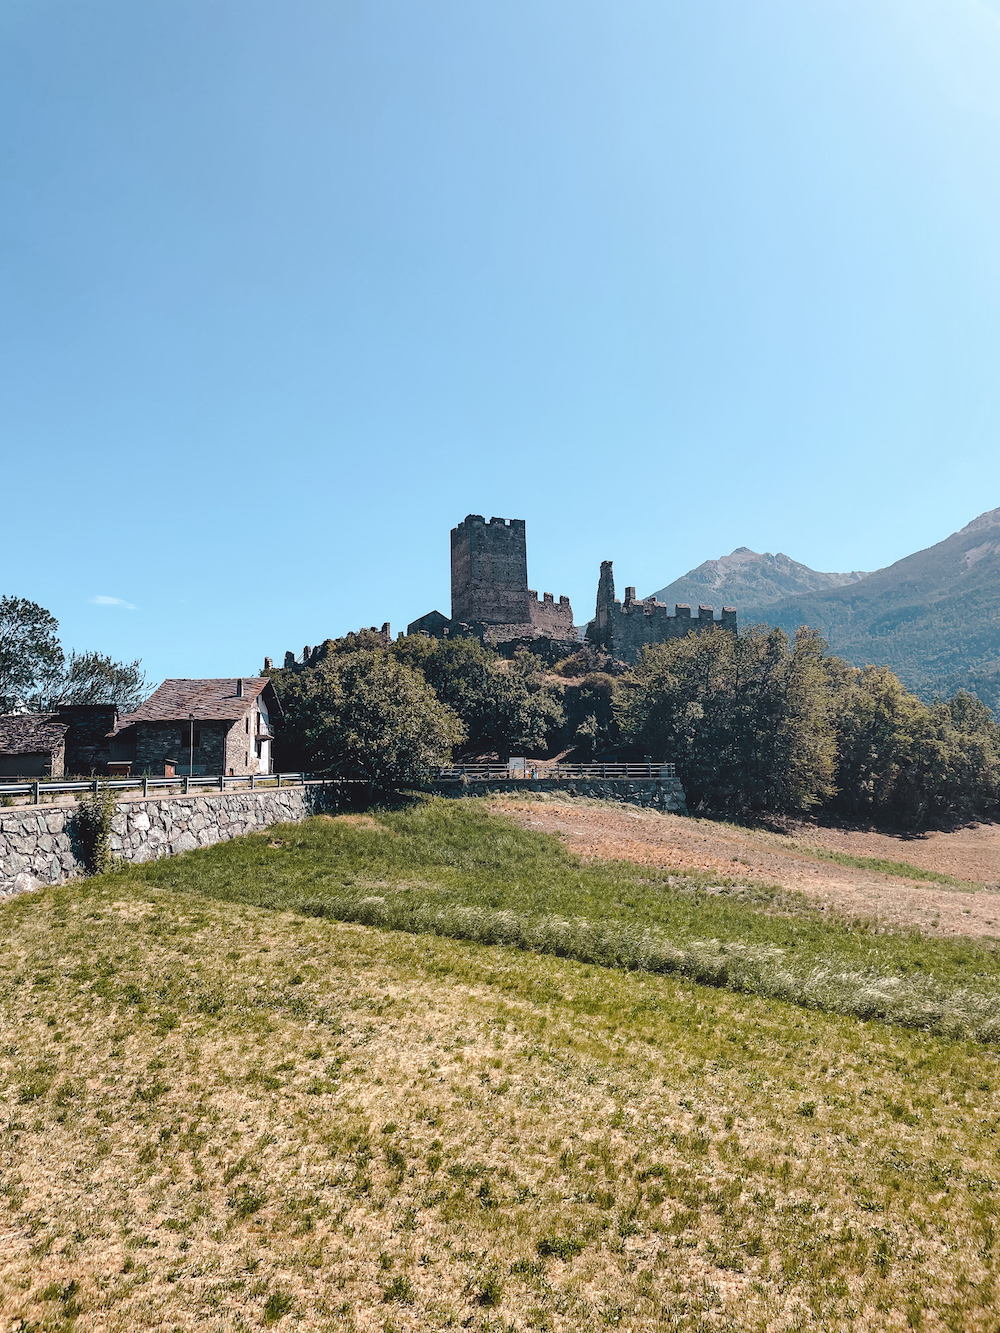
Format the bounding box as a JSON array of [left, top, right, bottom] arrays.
[[431, 775, 688, 812], [0, 786, 323, 899]]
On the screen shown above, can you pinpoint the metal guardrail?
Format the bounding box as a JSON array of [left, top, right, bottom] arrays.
[[434, 762, 676, 780], [0, 772, 328, 803]]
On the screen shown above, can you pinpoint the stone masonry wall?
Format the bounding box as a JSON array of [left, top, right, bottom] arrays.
[[0, 786, 324, 899], [431, 776, 688, 813]]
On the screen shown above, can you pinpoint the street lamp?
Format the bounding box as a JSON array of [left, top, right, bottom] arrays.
[[188, 712, 194, 777]]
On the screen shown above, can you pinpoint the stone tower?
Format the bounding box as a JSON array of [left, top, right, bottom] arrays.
[[451, 515, 531, 625]]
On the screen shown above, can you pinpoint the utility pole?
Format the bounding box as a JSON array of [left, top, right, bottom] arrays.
[[189, 712, 194, 776]]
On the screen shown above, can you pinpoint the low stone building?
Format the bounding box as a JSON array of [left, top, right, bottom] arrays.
[[109, 678, 282, 777], [586, 561, 737, 664], [0, 714, 68, 777]]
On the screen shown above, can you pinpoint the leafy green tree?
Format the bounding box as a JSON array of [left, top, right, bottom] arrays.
[[0, 596, 62, 713], [833, 673, 1000, 825], [616, 627, 839, 814], [32, 651, 148, 712], [562, 672, 620, 756], [391, 635, 563, 759], [274, 649, 465, 785]]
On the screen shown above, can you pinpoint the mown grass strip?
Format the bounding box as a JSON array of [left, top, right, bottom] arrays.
[[295, 891, 1000, 1044], [103, 797, 1000, 1046], [781, 839, 985, 889]]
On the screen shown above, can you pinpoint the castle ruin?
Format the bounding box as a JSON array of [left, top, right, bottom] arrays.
[[407, 514, 578, 647], [586, 560, 736, 664]]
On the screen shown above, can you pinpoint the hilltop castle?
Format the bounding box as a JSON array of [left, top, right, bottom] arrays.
[[407, 514, 578, 648], [272, 514, 738, 671]]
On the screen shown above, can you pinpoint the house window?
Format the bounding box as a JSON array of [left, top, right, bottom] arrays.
[[181, 725, 201, 748], [245, 751, 249, 766], [245, 717, 250, 733]]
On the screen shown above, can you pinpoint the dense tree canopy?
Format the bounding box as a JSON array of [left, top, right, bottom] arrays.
[[266, 624, 999, 826], [390, 635, 563, 759], [616, 628, 1000, 823], [275, 649, 465, 786]]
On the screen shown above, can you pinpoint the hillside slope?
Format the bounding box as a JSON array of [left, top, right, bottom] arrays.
[[650, 547, 869, 614], [3, 807, 1000, 1331], [752, 507, 1000, 704]]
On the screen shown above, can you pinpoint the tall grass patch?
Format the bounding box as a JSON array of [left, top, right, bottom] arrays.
[[118, 797, 1000, 1042]]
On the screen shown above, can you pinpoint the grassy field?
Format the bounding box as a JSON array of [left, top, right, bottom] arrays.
[[1, 799, 999, 1331]]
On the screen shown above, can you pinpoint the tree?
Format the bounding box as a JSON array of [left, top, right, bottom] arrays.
[[391, 635, 564, 759], [0, 597, 62, 713], [833, 673, 1000, 826], [33, 651, 149, 713], [561, 672, 620, 756], [616, 627, 839, 814], [273, 649, 466, 785]]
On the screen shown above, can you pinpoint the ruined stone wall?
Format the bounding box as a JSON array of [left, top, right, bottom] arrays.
[[0, 784, 346, 899], [586, 561, 737, 665], [527, 591, 576, 637]]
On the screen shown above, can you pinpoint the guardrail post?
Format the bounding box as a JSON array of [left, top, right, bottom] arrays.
[[184, 776, 190, 794], [250, 774, 255, 790], [32, 780, 39, 805], [93, 776, 100, 795], [277, 773, 282, 788], [143, 776, 148, 798]]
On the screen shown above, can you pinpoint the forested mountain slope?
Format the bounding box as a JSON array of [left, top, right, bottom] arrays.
[[743, 508, 1000, 708]]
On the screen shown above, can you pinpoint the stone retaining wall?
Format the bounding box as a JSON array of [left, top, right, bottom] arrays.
[[0, 786, 324, 899], [430, 776, 688, 812]]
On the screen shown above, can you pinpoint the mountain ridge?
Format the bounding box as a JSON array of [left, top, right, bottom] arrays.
[[648, 507, 1000, 712], [650, 548, 871, 613]]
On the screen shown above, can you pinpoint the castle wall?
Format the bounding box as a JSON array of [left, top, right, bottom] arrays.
[[586, 561, 736, 664], [527, 591, 576, 637]]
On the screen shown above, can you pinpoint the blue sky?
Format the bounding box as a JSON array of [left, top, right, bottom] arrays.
[[2, 0, 999, 684]]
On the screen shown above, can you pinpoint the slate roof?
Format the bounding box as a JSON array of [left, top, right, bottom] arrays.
[[117, 678, 278, 727], [0, 713, 69, 756]]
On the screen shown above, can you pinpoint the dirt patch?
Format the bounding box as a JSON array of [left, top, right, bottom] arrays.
[[321, 813, 385, 830], [490, 798, 1000, 941]]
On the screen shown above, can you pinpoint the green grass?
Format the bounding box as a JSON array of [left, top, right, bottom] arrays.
[[2, 867, 1000, 1330], [102, 798, 1000, 1043]]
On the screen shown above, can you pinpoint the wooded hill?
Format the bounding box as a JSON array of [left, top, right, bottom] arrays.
[[652, 508, 1000, 712]]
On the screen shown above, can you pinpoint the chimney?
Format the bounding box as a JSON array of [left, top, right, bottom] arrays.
[[236, 679, 244, 697]]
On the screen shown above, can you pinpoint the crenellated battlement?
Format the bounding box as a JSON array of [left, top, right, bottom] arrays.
[[587, 561, 737, 662]]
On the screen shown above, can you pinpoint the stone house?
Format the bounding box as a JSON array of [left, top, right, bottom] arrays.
[[109, 678, 282, 777], [0, 714, 68, 777]]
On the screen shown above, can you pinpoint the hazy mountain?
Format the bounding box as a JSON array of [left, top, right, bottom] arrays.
[[650, 548, 870, 618], [739, 508, 1000, 710]]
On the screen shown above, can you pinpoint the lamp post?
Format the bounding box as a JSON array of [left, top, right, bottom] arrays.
[[188, 712, 194, 777]]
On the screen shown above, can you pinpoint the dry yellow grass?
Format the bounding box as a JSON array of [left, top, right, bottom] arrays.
[[2, 870, 999, 1332]]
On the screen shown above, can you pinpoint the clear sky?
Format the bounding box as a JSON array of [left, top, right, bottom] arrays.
[[2, 0, 999, 685]]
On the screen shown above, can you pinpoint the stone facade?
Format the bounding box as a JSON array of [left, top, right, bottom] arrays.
[[586, 561, 737, 665], [110, 678, 280, 776], [452, 515, 531, 625], [59, 704, 119, 774], [0, 785, 344, 898]]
